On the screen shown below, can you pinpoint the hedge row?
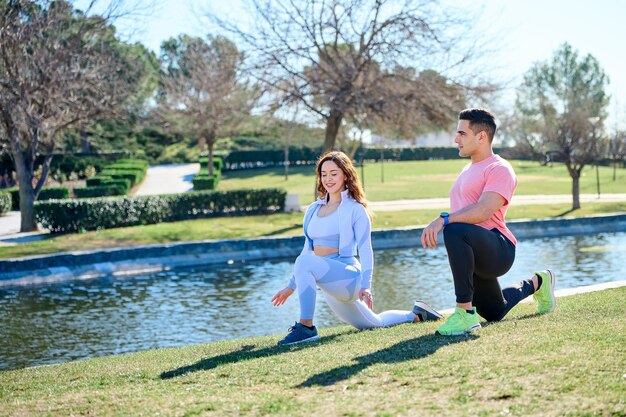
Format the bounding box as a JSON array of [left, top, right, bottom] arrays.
[[223, 148, 319, 170], [199, 155, 224, 172], [74, 185, 128, 198], [6, 187, 70, 210], [193, 156, 223, 191], [220, 147, 505, 170], [34, 188, 287, 233], [73, 159, 148, 198], [0, 152, 126, 181], [0, 192, 10, 214]]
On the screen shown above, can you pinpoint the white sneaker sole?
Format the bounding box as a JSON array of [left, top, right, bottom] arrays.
[[413, 301, 444, 321], [545, 269, 557, 313], [280, 335, 320, 346]]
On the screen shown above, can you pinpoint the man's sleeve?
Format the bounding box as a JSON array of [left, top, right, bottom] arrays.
[[483, 164, 517, 205]]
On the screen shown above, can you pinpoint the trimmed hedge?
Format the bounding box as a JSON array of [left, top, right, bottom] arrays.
[[0, 192, 10, 214], [194, 156, 223, 191], [79, 158, 148, 197], [85, 177, 131, 192], [199, 156, 223, 172], [99, 168, 145, 187], [220, 147, 506, 170], [113, 159, 149, 169], [7, 187, 70, 210], [74, 185, 127, 198], [35, 188, 287, 233], [192, 175, 219, 190]]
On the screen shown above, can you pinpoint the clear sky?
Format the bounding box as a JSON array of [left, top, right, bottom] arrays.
[[109, 0, 626, 131]]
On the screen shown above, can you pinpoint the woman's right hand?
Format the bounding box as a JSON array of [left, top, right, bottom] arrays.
[[271, 287, 294, 307]]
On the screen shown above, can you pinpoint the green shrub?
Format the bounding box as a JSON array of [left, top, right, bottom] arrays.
[[40, 187, 70, 200], [35, 188, 287, 233], [85, 176, 113, 186], [192, 175, 219, 190], [74, 185, 127, 198], [80, 158, 146, 196], [6, 187, 69, 210], [199, 156, 223, 173], [0, 192, 11, 214], [7, 188, 19, 210], [99, 169, 144, 187], [114, 158, 149, 169], [86, 177, 131, 192]]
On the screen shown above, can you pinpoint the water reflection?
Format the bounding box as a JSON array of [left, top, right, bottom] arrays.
[[1, 232, 624, 370]]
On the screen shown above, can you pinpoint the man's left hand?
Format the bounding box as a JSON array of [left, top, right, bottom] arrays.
[[421, 217, 444, 249]]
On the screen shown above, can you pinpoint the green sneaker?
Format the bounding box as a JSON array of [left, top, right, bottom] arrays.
[[435, 307, 481, 336], [533, 269, 556, 314]]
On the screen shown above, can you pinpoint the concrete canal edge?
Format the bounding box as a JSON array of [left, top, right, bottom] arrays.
[[1, 213, 625, 287]]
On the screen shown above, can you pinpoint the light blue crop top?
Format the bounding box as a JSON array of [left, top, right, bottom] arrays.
[[307, 209, 340, 248]]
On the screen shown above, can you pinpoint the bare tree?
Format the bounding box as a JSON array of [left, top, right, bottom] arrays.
[[0, 0, 148, 231], [208, 0, 491, 153], [514, 43, 610, 209], [158, 34, 257, 175]]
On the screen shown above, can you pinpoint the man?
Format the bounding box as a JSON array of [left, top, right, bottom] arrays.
[[421, 108, 556, 336]]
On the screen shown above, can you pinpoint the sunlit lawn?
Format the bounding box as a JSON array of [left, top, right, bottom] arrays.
[[217, 160, 626, 203], [1, 288, 623, 416]]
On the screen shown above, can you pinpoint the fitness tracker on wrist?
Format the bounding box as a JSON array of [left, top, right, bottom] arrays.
[[439, 212, 449, 226]]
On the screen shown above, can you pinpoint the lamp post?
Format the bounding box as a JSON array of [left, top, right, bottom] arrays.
[[588, 117, 601, 199]]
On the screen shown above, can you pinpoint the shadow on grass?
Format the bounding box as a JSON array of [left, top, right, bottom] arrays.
[[159, 332, 351, 380], [553, 208, 578, 217], [264, 224, 303, 236], [296, 332, 478, 388]]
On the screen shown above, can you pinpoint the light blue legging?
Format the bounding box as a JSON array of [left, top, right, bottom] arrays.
[[294, 253, 415, 329]]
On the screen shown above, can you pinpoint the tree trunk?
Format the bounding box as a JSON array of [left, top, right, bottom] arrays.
[[323, 109, 343, 153], [284, 145, 289, 180], [5, 122, 38, 232], [207, 133, 215, 176], [12, 150, 38, 232], [199, 136, 206, 153], [571, 170, 581, 210], [80, 125, 90, 153]]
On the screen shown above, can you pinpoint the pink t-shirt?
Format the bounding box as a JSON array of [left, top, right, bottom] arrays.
[[450, 154, 518, 245]]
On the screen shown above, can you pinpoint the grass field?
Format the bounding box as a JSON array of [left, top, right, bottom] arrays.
[[218, 160, 626, 203], [1, 287, 623, 417], [1, 202, 625, 259]]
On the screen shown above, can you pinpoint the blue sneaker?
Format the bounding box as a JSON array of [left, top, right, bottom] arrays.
[[412, 300, 443, 322], [278, 322, 320, 346]]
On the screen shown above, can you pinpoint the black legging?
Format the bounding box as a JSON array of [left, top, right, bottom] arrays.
[[443, 223, 535, 322]]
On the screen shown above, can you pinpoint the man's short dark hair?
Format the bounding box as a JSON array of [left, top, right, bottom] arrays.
[[459, 108, 497, 142]]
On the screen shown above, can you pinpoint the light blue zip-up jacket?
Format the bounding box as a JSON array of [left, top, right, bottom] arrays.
[[287, 189, 374, 290]]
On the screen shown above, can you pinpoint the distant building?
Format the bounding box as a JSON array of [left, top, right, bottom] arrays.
[[369, 131, 455, 148]]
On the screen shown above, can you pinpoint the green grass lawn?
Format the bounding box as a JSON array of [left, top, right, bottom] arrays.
[[1, 202, 625, 259], [1, 287, 623, 417], [218, 160, 626, 203]]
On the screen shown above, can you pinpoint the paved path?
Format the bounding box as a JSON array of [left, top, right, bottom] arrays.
[[0, 211, 21, 238], [366, 193, 626, 211], [134, 163, 200, 196]]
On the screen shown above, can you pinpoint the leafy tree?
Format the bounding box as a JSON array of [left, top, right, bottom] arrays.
[[158, 34, 257, 175], [0, 0, 149, 231], [514, 43, 610, 209]]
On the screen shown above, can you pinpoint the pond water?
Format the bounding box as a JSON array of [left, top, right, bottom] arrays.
[[1, 232, 624, 370]]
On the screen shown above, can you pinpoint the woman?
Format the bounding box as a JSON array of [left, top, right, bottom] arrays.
[[272, 151, 442, 345]]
